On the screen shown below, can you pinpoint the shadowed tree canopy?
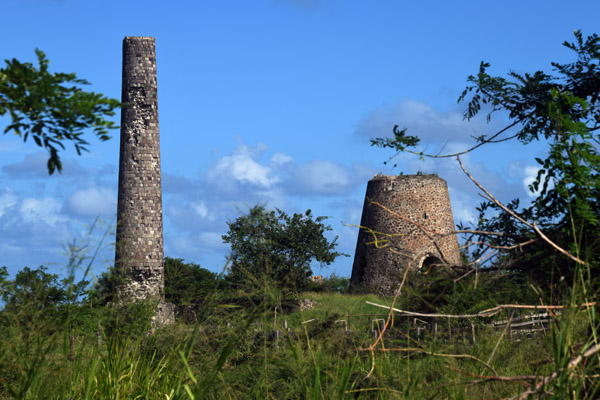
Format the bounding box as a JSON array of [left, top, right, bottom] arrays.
[[222, 205, 346, 295], [0, 49, 120, 174], [163, 257, 222, 308]]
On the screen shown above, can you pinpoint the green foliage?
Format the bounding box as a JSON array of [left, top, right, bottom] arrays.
[[0, 266, 88, 317], [164, 257, 224, 312], [1, 266, 65, 309], [89, 257, 223, 313], [86, 264, 124, 306], [222, 205, 346, 295], [370, 125, 422, 167], [0, 49, 120, 174], [306, 273, 350, 294], [458, 31, 600, 285]]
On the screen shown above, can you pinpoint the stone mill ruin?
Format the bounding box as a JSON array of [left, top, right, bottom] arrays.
[[350, 174, 461, 295], [115, 37, 174, 324]]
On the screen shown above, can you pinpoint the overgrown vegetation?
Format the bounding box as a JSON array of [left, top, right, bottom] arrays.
[[0, 265, 596, 399]]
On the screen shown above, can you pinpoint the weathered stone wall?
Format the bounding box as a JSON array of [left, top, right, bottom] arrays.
[[115, 37, 165, 302], [350, 174, 461, 295]]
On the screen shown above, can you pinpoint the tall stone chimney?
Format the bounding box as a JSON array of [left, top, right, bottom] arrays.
[[115, 37, 173, 323]]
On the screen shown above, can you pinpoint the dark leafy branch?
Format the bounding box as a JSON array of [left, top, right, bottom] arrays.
[[0, 49, 121, 174]]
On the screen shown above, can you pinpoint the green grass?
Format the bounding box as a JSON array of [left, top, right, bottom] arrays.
[[0, 289, 597, 399]]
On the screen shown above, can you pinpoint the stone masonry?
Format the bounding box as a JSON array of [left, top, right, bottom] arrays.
[[350, 174, 461, 295], [115, 37, 173, 323]]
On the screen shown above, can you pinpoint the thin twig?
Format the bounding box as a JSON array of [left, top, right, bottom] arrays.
[[360, 347, 498, 376], [456, 155, 586, 265], [465, 238, 538, 252], [366, 301, 597, 319], [448, 366, 534, 386], [401, 119, 523, 159], [482, 309, 515, 375], [517, 343, 600, 399]]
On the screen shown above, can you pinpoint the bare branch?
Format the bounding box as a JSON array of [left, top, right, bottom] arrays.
[[366, 300, 597, 319], [483, 310, 515, 374], [360, 347, 498, 376], [517, 343, 600, 399], [456, 155, 587, 265], [403, 120, 523, 159]]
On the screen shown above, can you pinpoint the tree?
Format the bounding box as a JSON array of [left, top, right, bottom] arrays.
[[1, 266, 65, 311], [86, 265, 124, 306], [0, 49, 120, 174], [0, 266, 90, 334], [0, 266, 89, 311], [372, 31, 600, 287], [164, 257, 222, 309], [222, 205, 346, 294]]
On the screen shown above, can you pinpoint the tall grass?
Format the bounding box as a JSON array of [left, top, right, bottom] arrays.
[[0, 284, 597, 398]]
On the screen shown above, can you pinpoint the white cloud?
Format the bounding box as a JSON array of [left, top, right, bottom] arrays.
[[191, 201, 217, 221], [199, 231, 226, 250], [165, 232, 229, 267], [1, 151, 89, 179], [281, 160, 376, 197], [202, 142, 373, 201], [161, 140, 382, 272], [1, 152, 49, 178], [193, 202, 208, 218], [21, 197, 65, 226], [65, 187, 117, 217], [270, 152, 293, 165], [296, 160, 351, 194], [355, 99, 503, 158], [448, 189, 478, 226], [207, 143, 279, 188], [0, 189, 18, 217]]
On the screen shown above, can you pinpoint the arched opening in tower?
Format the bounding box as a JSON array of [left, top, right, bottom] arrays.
[[420, 255, 443, 273]]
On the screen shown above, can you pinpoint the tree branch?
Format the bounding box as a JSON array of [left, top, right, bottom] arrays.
[[456, 155, 586, 265]]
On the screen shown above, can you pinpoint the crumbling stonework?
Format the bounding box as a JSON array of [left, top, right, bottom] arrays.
[[115, 37, 173, 324], [350, 174, 461, 295]]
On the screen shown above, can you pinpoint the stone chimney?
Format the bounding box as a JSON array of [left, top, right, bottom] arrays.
[[115, 36, 173, 324]]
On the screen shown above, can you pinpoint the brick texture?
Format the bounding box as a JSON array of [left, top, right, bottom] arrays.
[[350, 174, 462, 295], [115, 37, 165, 301]]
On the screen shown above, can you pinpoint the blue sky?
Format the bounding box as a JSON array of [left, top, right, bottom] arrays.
[[1, 0, 598, 281]]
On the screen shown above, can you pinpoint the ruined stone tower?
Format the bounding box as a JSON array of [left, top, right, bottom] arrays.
[[115, 37, 173, 322], [350, 174, 461, 295]]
